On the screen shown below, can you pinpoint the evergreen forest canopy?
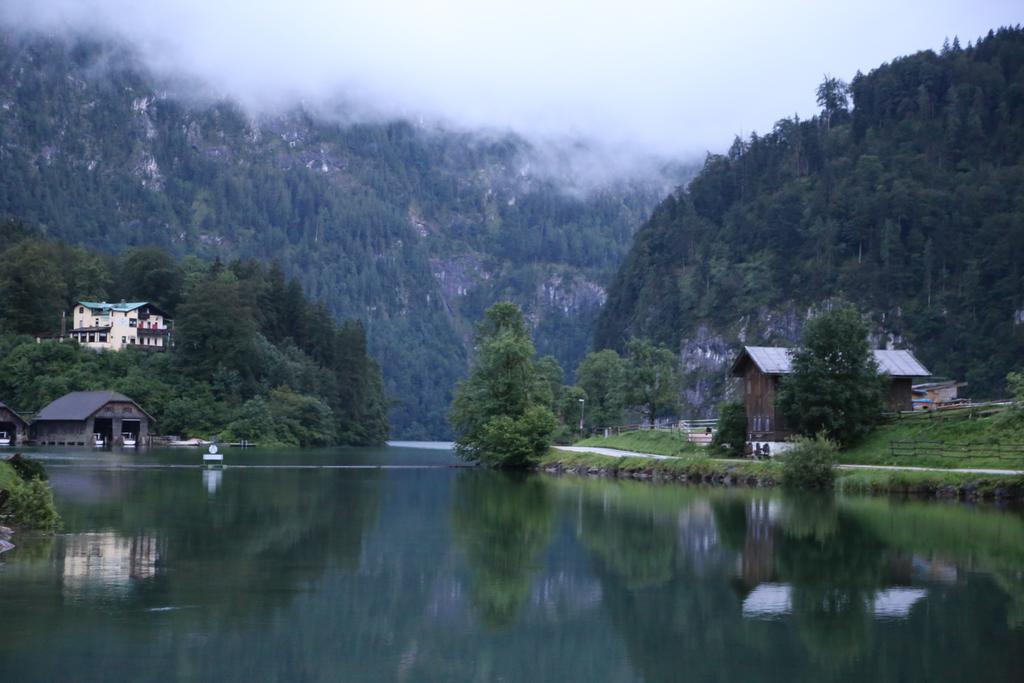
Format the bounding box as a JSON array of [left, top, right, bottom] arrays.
[[0, 31, 683, 438], [0, 219, 389, 447], [595, 26, 1024, 410]]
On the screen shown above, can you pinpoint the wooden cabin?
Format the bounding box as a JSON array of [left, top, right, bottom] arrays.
[[730, 346, 930, 443]]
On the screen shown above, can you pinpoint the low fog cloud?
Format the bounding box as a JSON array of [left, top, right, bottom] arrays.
[[2, 0, 1020, 164]]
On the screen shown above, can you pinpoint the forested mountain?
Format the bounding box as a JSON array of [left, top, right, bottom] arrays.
[[596, 27, 1024, 415], [0, 32, 684, 438]]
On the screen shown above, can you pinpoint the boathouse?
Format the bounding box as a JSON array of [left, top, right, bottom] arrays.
[[730, 346, 930, 443], [0, 402, 29, 446], [31, 391, 153, 447]]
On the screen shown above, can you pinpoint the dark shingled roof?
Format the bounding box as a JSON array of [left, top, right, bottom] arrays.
[[0, 402, 28, 426], [34, 391, 153, 422]]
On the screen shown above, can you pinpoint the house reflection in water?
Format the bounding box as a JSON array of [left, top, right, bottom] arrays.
[[62, 532, 160, 599], [738, 499, 779, 587], [741, 583, 928, 620]]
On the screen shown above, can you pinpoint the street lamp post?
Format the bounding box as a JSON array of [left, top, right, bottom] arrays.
[[578, 398, 585, 435]]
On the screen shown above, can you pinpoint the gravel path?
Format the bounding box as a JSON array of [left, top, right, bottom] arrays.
[[553, 446, 1024, 476]]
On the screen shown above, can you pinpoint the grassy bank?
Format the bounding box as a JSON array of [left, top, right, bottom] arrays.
[[835, 468, 1024, 498], [575, 430, 706, 457], [538, 449, 1024, 500], [539, 449, 779, 485], [841, 405, 1024, 469]]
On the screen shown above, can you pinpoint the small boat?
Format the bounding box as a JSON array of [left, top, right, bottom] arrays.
[[202, 443, 223, 463], [166, 437, 213, 448], [0, 431, 10, 447], [93, 433, 105, 448], [122, 432, 138, 448]]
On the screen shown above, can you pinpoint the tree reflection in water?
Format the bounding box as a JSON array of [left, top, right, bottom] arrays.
[[775, 493, 885, 663], [451, 470, 555, 628]]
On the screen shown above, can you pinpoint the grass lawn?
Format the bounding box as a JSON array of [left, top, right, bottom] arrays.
[[575, 430, 707, 457], [840, 405, 1024, 469]]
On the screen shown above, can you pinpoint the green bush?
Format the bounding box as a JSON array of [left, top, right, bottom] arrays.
[[471, 406, 558, 468], [711, 402, 747, 456], [781, 435, 838, 490], [6, 454, 47, 482], [3, 478, 60, 531]]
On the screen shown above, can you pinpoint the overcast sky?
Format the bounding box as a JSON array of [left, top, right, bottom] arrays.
[[2, 1, 1021, 162]]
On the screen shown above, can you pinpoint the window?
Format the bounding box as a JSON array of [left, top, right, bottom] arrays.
[[121, 336, 126, 343], [88, 334, 95, 343], [99, 334, 107, 342], [79, 306, 84, 314], [129, 319, 137, 328]]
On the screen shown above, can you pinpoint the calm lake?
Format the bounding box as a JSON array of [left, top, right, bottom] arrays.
[[1, 444, 1023, 682]]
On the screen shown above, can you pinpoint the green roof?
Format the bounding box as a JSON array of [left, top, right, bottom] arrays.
[[79, 301, 150, 312]]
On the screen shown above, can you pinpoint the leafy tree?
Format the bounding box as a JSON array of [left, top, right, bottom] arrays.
[[575, 349, 626, 428], [175, 270, 260, 391], [998, 369, 1024, 429], [1008, 370, 1024, 403], [777, 305, 886, 445], [535, 355, 566, 412], [816, 75, 849, 130], [556, 384, 588, 436], [449, 302, 557, 467], [115, 247, 184, 314], [0, 241, 67, 335], [711, 401, 747, 456], [620, 338, 680, 424], [224, 387, 337, 447]]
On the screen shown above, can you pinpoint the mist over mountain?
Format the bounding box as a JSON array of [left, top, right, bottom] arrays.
[[0, 31, 690, 437], [3, 0, 1019, 165]]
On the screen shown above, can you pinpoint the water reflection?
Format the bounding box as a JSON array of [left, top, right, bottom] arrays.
[[0, 457, 1022, 682], [555, 479, 1024, 681], [451, 470, 555, 628], [62, 532, 161, 599], [202, 467, 222, 495]]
